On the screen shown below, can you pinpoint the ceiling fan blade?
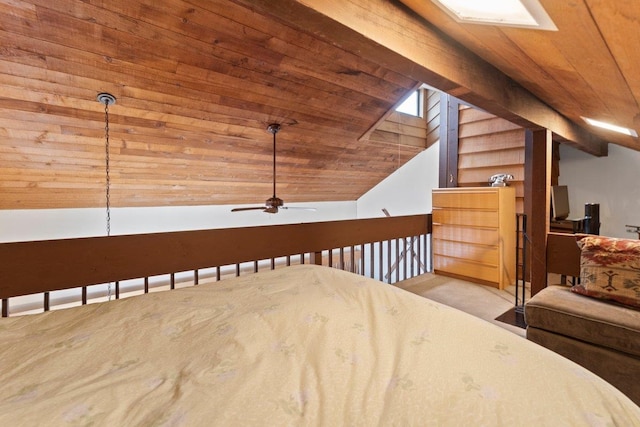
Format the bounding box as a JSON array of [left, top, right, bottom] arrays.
[[231, 206, 266, 212], [280, 206, 317, 211]]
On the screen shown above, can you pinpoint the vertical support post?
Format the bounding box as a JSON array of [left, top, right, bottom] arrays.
[[524, 129, 552, 296], [350, 246, 355, 273], [313, 251, 322, 265], [438, 94, 459, 188], [369, 243, 375, 278]]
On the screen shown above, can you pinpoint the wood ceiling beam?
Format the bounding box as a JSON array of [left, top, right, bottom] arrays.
[[235, 0, 608, 156]]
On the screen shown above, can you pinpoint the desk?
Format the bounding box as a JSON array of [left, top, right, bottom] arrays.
[[550, 218, 583, 234]]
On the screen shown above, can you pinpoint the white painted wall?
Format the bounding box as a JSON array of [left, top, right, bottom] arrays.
[[559, 143, 640, 238], [356, 144, 439, 217], [0, 144, 439, 243], [0, 202, 356, 243]]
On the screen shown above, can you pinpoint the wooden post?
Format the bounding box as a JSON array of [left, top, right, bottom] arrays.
[[438, 94, 459, 188], [524, 129, 552, 296]]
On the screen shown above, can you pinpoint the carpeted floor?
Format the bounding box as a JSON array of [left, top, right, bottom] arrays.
[[396, 273, 530, 337]]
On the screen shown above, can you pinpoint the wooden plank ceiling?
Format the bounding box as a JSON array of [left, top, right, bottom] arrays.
[[0, 0, 422, 209], [1, 0, 638, 210]]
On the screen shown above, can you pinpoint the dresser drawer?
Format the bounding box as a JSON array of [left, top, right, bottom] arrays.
[[432, 224, 500, 246], [434, 256, 499, 283], [432, 209, 499, 228], [432, 190, 499, 209], [433, 240, 499, 266]]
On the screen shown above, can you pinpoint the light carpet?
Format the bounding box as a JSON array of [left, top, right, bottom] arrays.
[[396, 273, 529, 338]]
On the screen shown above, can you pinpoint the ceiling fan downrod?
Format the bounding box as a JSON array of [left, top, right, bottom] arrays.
[[232, 122, 316, 214], [267, 123, 280, 199]]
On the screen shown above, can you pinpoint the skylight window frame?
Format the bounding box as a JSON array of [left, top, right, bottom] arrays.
[[431, 0, 558, 31]]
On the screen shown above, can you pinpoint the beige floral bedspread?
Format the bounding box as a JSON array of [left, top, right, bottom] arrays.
[[1, 265, 638, 426]]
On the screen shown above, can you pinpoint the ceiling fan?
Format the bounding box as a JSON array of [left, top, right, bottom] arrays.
[[231, 123, 316, 214]]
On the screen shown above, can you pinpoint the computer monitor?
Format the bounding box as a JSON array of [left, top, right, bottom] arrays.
[[551, 185, 570, 220]]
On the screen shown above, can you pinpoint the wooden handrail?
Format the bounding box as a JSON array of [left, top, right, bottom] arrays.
[[0, 214, 431, 300]]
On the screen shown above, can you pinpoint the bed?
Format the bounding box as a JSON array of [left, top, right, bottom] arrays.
[[1, 265, 639, 425], [1, 217, 639, 425]]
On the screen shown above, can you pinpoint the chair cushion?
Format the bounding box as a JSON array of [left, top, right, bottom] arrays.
[[525, 285, 640, 358], [572, 235, 640, 308]]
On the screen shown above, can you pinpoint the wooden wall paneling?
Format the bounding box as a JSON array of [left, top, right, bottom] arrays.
[[368, 112, 428, 148], [424, 89, 440, 148], [364, 86, 439, 151], [458, 114, 522, 139], [376, 113, 427, 138], [359, 86, 440, 184], [457, 167, 524, 186], [457, 130, 526, 154], [457, 104, 525, 215], [457, 148, 525, 169]]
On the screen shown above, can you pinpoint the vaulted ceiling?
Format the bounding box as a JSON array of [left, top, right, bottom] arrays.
[[0, 0, 637, 209], [398, 0, 639, 150]]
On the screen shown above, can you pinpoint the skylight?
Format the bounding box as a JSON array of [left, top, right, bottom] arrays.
[[582, 117, 639, 138], [432, 0, 557, 31]]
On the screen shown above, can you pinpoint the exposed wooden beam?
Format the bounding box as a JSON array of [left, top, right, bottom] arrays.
[[236, 0, 608, 157]]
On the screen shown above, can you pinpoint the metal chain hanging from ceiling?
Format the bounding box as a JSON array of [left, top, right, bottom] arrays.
[[97, 92, 116, 300]]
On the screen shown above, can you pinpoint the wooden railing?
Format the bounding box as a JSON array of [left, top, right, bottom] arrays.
[[0, 214, 432, 316]]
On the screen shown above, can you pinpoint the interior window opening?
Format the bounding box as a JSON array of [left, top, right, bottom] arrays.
[[396, 89, 422, 117]]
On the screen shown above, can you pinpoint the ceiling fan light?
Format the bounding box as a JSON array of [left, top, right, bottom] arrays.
[[582, 117, 638, 138]]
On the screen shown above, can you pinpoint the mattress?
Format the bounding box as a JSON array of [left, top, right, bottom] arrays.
[[1, 264, 638, 426]]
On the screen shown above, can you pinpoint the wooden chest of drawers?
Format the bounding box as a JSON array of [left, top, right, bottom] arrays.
[[432, 187, 516, 289]]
